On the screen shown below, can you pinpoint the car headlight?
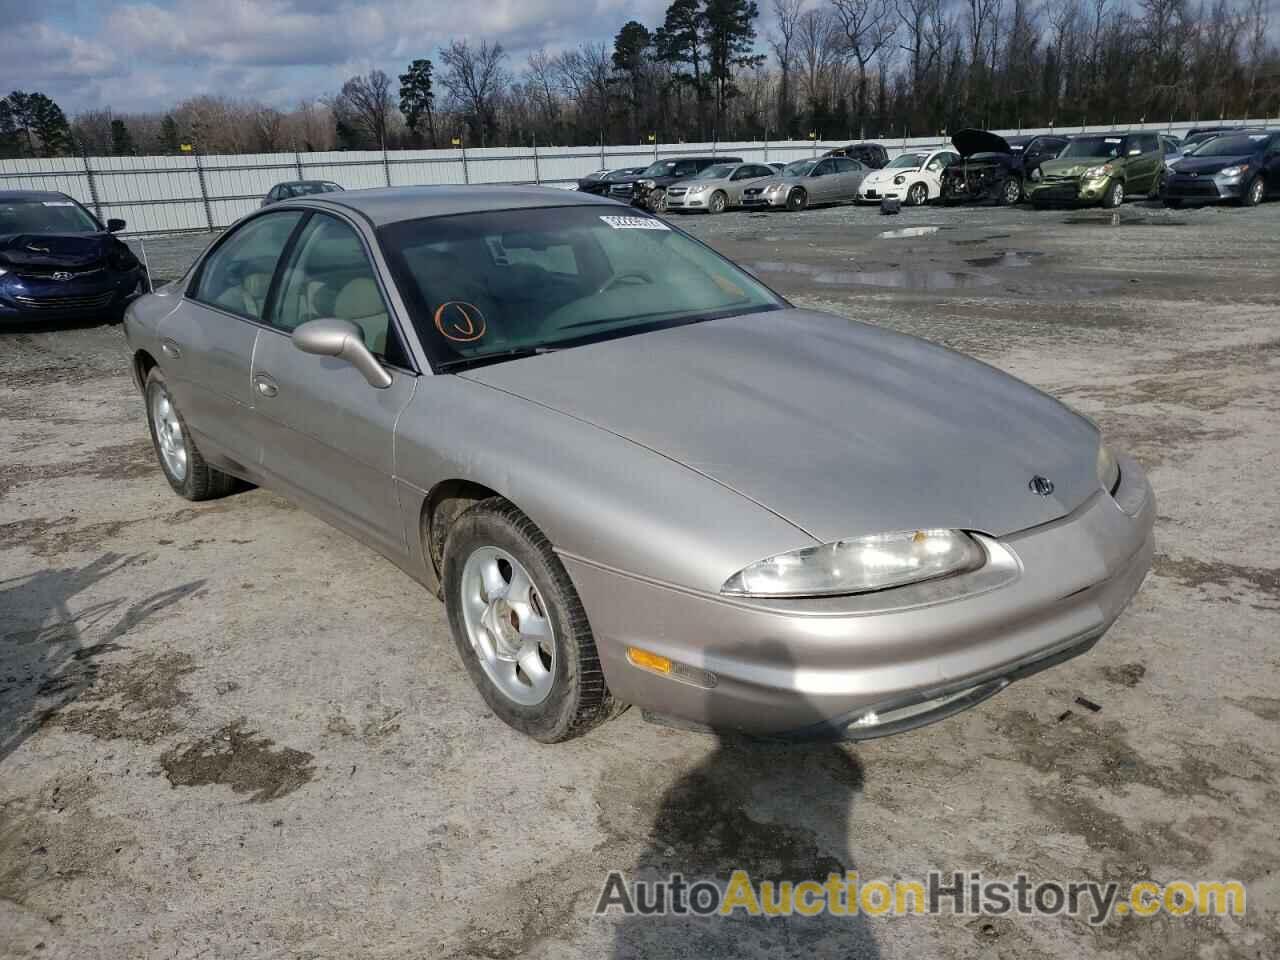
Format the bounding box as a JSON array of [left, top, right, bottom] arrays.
[[893, 174, 906, 185], [765, 183, 783, 194], [721, 529, 985, 598], [1029, 168, 1042, 180], [687, 185, 706, 194], [0, 267, 8, 277], [1097, 444, 1120, 494], [1218, 164, 1247, 179], [1082, 164, 1112, 180], [639, 179, 655, 188]]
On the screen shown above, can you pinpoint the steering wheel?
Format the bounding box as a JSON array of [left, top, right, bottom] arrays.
[[598, 270, 654, 294]]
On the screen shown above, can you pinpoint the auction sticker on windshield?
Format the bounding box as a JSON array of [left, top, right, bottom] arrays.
[[600, 215, 670, 230]]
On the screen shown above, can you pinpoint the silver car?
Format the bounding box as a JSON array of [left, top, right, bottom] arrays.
[[665, 162, 778, 213], [741, 157, 869, 211], [124, 186, 1154, 743]]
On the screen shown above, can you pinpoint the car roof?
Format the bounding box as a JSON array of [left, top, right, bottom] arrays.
[[0, 190, 75, 202], [293, 184, 620, 226]]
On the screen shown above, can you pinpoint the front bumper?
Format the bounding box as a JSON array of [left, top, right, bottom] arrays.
[[1163, 173, 1245, 201], [665, 190, 710, 210], [564, 454, 1155, 740], [1027, 176, 1112, 206], [858, 183, 901, 202], [741, 190, 788, 208], [0, 269, 146, 322]]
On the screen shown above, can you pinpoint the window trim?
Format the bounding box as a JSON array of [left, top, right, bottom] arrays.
[[185, 208, 309, 321]]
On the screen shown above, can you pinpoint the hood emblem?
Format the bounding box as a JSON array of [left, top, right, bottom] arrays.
[[1029, 475, 1055, 496], [51, 271, 74, 281]]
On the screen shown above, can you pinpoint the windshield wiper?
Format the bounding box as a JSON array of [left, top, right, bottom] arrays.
[[435, 346, 559, 373]]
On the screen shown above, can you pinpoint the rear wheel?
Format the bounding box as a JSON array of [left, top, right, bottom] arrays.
[[906, 182, 928, 206], [144, 367, 236, 501], [1238, 175, 1264, 207], [786, 188, 808, 212], [442, 498, 619, 742], [1102, 179, 1125, 209], [708, 190, 728, 214]]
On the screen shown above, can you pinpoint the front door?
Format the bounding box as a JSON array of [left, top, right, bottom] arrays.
[[159, 210, 305, 472], [251, 211, 417, 558]]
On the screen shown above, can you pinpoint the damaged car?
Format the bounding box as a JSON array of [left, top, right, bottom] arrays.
[[940, 130, 1069, 205], [607, 156, 741, 212], [0, 190, 147, 324], [575, 166, 647, 197], [1027, 132, 1165, 209], [857, 148, 960, 205]]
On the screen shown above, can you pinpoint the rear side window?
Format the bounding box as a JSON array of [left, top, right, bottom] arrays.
[[191, 211, 303, 320]]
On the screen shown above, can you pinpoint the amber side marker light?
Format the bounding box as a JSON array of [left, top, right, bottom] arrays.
[[626, 647, 718, 689]]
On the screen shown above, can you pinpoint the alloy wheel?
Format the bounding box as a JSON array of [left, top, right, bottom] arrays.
[[460, 546, 557, 706], [149, 383, 188, 481]]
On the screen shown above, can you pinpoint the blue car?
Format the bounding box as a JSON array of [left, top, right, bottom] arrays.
[[0, 190, 148, 324], [1163, 130, 1280, 207]]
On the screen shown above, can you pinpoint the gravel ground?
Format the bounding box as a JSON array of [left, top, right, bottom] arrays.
[[2, 197, 1278, 960]]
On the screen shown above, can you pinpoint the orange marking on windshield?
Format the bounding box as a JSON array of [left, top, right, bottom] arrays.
[[434, 301, 486, 342]]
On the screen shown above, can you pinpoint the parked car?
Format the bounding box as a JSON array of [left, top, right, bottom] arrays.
[[575, 166, 647, 196], [767, 161, 787, 172], [740, 157, 869, 211], [123, 185, 1154, 743], [1026, 132, 1165, 208], [1163, 130, 1280, 207], [607, 156, 741, 211], [664, 161, 777, 213], [0, 190, 147, 324], [940, 130, 1069, 204], [822, 142, 890, 168], [857, 148, 961, 205], [262, 181, 343, 207]]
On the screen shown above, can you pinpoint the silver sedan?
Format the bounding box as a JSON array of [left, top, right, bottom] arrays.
[[124, 186, 1154, 743], [665, 162, 778, 213], [741, 156, 870, 211]]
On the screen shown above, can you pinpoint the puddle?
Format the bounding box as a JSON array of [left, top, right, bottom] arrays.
[[161, 721, 315, 802], [1063, 214, 1188, 227], [750, 260, 997, 290], [878, 225, 943, 239], [949, 234, 1012, 246], [964, 251, 1043, 268]]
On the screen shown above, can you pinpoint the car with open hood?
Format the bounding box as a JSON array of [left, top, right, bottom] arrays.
[[857, 148, 960, 205], [575, 166, 647, 197], [664, 161, 777, 213], [0, 190, 147, 324], [607, 155, 741, 212], [1026, 132, 1165, 208], [739, 156, 869, 211], [939, 130, 1069, 204], [122, 185, 1154, 744], [1163, 130, 1280, 207]]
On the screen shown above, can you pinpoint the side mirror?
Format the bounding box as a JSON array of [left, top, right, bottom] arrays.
[[291, 318, 392, 389], [107, 218, 126, 233]]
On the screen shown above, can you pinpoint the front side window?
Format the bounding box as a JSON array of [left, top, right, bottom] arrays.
[[379, 206, 784, 372], [192, 211, 303, 320], [271, 213, 401, 363]]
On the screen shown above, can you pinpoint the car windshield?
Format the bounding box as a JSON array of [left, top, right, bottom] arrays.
[[1060, 137, 1125, 159], [1191, 134, 1268, 157], [640, 160, 682, 177], [0, 199, 100, 234], [693, 164, 736, 180], [885, 153, 927, 169], [380, 205, 784, 371], [782, 160, 817, 177]]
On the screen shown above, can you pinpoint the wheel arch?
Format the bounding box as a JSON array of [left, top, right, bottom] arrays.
[[420, 478, 504, 587], [133, 348, 158, 392]]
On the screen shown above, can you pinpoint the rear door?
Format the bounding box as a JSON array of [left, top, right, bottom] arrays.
[[251, 211, 417, 557], [1127, 134, 1161, 191], [160, 210, 305, 472]]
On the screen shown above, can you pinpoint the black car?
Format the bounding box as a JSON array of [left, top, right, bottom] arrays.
[[940, 130, 1069, 204], [575, 166, 647, 196], [262, 180, 344, 207], [0, 191, 147, 325], [823, 142, 889, 168], [1163, 130, 1280, 207], [607, 156, 742, 211]]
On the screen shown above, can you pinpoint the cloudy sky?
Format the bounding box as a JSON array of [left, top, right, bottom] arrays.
[[0, 0, 679, 114]]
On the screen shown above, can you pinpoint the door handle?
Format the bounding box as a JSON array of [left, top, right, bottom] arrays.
[[253, 373, 279, 398], [161, 338, 181, 359]]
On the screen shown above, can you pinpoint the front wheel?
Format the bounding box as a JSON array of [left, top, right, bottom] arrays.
[[144, 367, 237, 500], [906, 182, 928, 206], [999, 177, 1022, 206], [442, 498, 619, 742], [785, 188, 808, 212], [1102, 179, 1125, 208], [647, 188, 668, 213], [708, 190, 728, 214], [1238, 175, 1264, 207]]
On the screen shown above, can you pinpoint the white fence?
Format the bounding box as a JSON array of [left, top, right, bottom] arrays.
[[0, 118, 1264, 236]]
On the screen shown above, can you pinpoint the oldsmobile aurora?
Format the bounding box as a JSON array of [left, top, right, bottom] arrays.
[[123, 186, 1154, 742]]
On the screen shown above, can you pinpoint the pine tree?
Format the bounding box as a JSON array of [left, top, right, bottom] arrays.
[[398, 59, 437, 147], [160, 114, 181, 153], [111, 118, 136, 156]]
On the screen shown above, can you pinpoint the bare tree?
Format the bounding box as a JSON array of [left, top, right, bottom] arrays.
[[796, 7, 846, 112], [439, 39, 510, 146], [554, 44, 614, 141], [830, 0, 898, 124], [770, 0, 806, 132], [333, 70, 394, 148]]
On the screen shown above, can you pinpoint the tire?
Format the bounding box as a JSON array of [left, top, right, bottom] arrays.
[[708, 190, 728, 214], [1238, 175, 1264, 207], [144, 367, 237, 501], [1163, 198, 1183, 209], [442, 498, 618, 743], [999, 177, 1022, 206], [906, 182, 928, 206], [785, 188, 808, 212], [1101, 179, 1125, 209], [648, 188, 668, 213]]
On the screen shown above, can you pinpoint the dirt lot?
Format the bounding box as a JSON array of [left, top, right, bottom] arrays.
[[2, 198, 1278, 959]]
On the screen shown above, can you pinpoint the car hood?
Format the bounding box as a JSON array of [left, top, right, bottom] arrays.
[[461, 309, 1101, 542], [672, 177, 732, 190], [1173, 154, 1253, 175], [1038, 158, 1113, 178], [0, 231, 123, 269], [862, 167, 915, 184], [952, 129, 1012, 157]]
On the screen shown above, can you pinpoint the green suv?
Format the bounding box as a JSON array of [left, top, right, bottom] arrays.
[[1027, 132, 1165, 208]]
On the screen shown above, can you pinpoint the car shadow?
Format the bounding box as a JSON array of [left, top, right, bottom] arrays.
[[0, 552, 206, 762], [608, 641, 881, 959]]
